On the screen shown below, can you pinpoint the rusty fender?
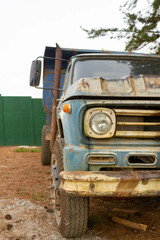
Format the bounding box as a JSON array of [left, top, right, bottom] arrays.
[[59, 170, 160, 197]]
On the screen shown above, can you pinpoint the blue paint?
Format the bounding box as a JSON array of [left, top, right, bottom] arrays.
[[88, 149, 160, 170], [40, 45, 160, 172], [64, 145, 89, 171], [57, 99, 88, 146], [42, 46, 160, 112], [57, 99, 89, 171], [43, 46, 105, 113]]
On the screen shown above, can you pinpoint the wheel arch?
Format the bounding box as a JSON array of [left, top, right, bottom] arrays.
[[57, 118, 64, 138]]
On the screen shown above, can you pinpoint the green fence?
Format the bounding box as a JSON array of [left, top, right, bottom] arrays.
[[0, 95, 46, 146]]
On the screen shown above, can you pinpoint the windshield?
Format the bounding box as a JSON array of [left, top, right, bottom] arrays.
[[73, 58, 160, 82]]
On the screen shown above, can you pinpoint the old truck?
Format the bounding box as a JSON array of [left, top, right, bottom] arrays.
[[30, 44, 160, 238]]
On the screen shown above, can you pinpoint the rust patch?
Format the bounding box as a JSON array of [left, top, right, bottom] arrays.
[[130, 76, 136, 96], [88, 156, 115, 163], [69, 149, 74, 153], [90, 183, 95, 191], [77, 80, 90, 91], [144, 75, 160, 92], [99, 77, 108, 91], [142, 179, 148, 185], [50, 44, 62, 151], [116, 180, 139, 197]]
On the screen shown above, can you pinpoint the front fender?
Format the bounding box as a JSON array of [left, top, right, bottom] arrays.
[[57, 99, 89, 171]]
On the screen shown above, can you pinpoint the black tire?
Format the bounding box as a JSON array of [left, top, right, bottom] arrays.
[[53, 138, 64, 172], [52, 138, 89, 238], [41, 125, 51, 165]]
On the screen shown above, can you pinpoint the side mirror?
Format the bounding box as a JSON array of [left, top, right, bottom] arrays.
[[29, 60, 41, 86]]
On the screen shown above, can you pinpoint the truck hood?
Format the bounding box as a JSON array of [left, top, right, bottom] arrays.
[[64, 75, 160, 100]]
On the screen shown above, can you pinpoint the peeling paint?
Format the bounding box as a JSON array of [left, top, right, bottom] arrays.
[[59, 170, 160, 197]]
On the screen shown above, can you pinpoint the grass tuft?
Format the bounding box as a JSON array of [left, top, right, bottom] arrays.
[[14, 147, 41, 153], [31, 192, 47, 201]]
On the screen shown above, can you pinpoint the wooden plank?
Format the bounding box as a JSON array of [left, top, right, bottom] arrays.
[[112, 216, 147, 231], [111, 208, 139, 215]]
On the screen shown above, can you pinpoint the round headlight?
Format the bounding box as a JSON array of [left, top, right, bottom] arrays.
[[89, 113, 112, 135]]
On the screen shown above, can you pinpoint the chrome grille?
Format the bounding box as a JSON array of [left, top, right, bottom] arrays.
[[114, 109, 160, 138]]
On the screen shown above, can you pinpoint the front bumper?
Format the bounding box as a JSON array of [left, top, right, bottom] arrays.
[[59, 170, 160, 197]]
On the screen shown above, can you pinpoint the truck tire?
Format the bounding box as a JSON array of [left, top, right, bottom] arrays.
[[52, 138, 89, 238], [41, 125, 51, 165]]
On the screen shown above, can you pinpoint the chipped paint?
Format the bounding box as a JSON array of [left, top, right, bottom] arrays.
[[144, 75, 160, 92], [64, 75, 160, 101], [115, 109, 160, 139], [59, 171, 160, 197], [69, 149, 74, 152], [40, 46, 160, 200]]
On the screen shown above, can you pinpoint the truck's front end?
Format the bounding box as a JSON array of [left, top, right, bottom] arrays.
[[58, 53, 160, 199], [30, 47, 160, 238]]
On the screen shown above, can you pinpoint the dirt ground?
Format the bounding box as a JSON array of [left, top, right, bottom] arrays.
[[0, 146, 160, 240]]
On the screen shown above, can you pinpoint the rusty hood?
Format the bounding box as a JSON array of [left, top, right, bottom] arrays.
[[64, 75, 160, 100]]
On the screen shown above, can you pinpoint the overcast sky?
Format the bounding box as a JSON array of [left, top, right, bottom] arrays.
[[0, 0, 149, 98]]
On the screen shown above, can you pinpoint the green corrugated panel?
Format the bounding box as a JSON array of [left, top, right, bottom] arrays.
[[32, 98, 46, 146], [0, 95, 5, 145], [3, 97, 34, 145], [2, 96, 46, 146]]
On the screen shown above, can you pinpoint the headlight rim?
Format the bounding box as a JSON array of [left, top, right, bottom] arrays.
[[84, 108, 116, 139], [89, 112, 112, 135]]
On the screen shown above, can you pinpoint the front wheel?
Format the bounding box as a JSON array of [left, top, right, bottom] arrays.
[[51, 138, 89, 238], [57, 193, 89, 238]]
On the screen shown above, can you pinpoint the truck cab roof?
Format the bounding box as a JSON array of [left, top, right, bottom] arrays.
[[71, 52, 160, 60], [43, 45, 160, 112]]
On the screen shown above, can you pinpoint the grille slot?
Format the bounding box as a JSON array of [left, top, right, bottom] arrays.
[[127, 155, 157, 166], [115, 109, 160, 138], [88, 155, 116, 165]]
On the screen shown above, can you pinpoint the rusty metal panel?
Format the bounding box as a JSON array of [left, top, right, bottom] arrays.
[[117, 122, 160, 126], [59, 170, 160, 197], [115, 109, 160, 138], [85, 99, 160, 107], [83, 107, 160, 139], [64, 75, 160, 100], [144, 75, 160, 92], [116, 131, 160, 138], [43, 46, 105, 113], [115, 109, 160, 116], [101, 77, 132, 93]]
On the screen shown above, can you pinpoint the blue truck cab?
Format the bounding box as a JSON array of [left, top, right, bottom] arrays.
[[30, 44, 160, 238]]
